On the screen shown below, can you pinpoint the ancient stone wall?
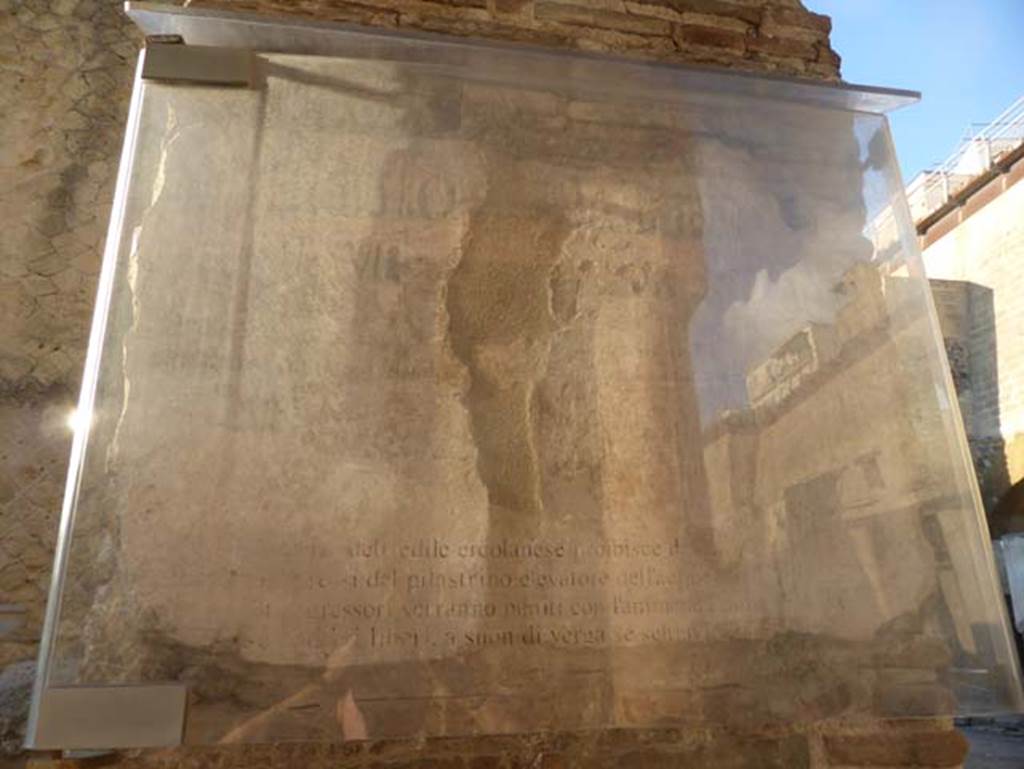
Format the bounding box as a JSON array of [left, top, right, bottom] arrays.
[[192, 0, 841, 79], [1, 2, 977, 769], [21, 718, 972, 769], [1, 2, 138, 758], [0, 0, 836, 695]]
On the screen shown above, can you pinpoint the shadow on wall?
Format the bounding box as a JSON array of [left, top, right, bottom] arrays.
[[994, 482, 1024, 539]]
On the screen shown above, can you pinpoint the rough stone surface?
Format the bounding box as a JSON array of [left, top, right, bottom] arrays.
[[0, 662, 34, 758], [23, 729, 813, 769], [0, 0, 139, 724], [190, 0, 842, 79], [42, 58, 920, 743], [0, 2, 977, 769], [824, 726, 969, 767]]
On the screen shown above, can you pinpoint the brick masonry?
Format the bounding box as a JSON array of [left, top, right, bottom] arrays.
[[188, 0, 841, 79], [0, 2, 972, 769], [18, 719, 970, 769]]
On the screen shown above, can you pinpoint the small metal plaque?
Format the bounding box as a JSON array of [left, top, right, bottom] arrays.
[[142, 42, 254, 87], [30, 684, 187, 750]]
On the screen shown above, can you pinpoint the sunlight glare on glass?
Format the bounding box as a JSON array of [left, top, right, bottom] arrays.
[[65, 408, 92, 435]]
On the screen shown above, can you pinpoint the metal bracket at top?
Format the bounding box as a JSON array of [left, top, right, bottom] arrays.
[[142, 41, 255, 88]]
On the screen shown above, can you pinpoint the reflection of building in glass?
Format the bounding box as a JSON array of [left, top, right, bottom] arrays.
[[747, 322, 838, 411], [703, 257, 1014, 711], [745, 262, 897, 410]]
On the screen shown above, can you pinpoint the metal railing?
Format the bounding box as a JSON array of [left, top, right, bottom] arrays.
[[905, 95, 1024, 224]]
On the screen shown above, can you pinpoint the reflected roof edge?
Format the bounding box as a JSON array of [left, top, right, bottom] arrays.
[[125, 1, 919, 114]]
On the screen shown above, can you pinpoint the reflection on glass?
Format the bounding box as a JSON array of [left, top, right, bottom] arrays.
[[29, 25, 1022, 747]]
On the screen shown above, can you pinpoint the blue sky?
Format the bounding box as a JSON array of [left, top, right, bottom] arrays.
[[806, 0, 1024, 183]]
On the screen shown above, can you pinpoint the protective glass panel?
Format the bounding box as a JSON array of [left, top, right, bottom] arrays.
[[28, 13, 1022, 748]]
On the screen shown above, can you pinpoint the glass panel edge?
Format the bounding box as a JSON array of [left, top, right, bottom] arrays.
[[879, 117, 1024, 712], [123, 1, 919, 114], [24, 53, 152, 751]]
